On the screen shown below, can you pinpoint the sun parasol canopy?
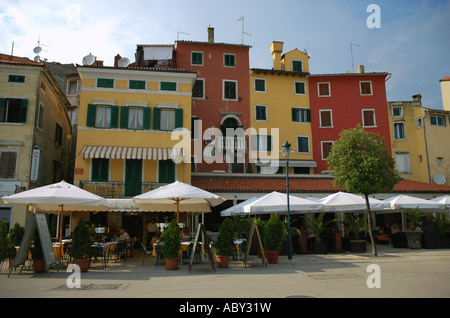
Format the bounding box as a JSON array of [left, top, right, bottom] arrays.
[[429, 195, 450, 209], [319, 191, 389, 212], [382, 194, 445, 210]]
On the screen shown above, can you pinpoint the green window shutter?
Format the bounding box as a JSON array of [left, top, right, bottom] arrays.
[[19, 99, 28, 123], [87, 104, 96, 127], [175, 108, 183, 129], [306, 109, 311, 122], [120, 106, 129, 129], [0, 98, 6, 121], [160, 82, 176, 91], [153, 108, 161, 130], [267, 135, 272, 151], [97, 78, 114, 88], [292, 108, 297, 122], [129, 80, 145, 90], [110, 106, 119, 128], [143, 107, 152, 129]]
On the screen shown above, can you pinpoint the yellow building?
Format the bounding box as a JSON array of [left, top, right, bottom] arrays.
[[440, 76, 450, 111], [0, 54, 72, 228], [249, 41, 315, 174], [388, 95, 450, 185], [73, 62, 197, 237]]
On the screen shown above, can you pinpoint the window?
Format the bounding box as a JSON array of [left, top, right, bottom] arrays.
[[120, 106, 151, 130], [362, 109, 376, 127], [252, 134, 272, 152], [128, 107, 144, 129], [319, 110, 333, 127], [292, 108, 311, 123], [318, 82, 330, 96], [224, 54, 236, 67], [416, 117, 423, 129], [67, 80, 77, 95], [97, 78, 114, 88], [295, 81, 306, 95], [297, 136, 310, 153], [293, 167, 311, 174], [160, 82, 177, 91], [0, 151, 18, 179], [55, 123, 63, 146], [255, 105, 267, 121], [292, 60, 303, 72], [8, 75, 25, 83], [192, 79, 204, 98], [360, 81, 372, 95], [152, 108, 183, 131], [68, 109, 76, 125], [254, 79, 266, 92], [37, 104, 44, 129], [394, 122, 405, 140], [430, 115, 445, 126], [191, 52, 203, 65], [321, 141, 334, 160], [86, 104, 119, 128], [392, 106, 403, 117], [158, 159, 176, 183], [91, 158, 109, 182], [223, 80, 237, 100], [0, 98, 28, 123], [395, 153, 410, 173], [129, 80, 146, 90]]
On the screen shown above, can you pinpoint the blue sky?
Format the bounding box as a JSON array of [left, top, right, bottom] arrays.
[[1, 0, 449, 109]]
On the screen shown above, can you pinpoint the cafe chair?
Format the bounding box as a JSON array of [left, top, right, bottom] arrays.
[[155, 244, 164, 266], [139, 242, 153, 266], [92, 245, 106, 268], [114, 242, 127, 262]]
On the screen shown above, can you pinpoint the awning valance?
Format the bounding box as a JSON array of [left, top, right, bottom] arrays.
[[81, 146, 184, 161], [252, 159, 317, 168]]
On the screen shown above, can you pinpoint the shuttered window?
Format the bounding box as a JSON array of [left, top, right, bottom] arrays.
[[292, 108, 311, 123], [91, 158, 109, 182], [129, 80, 146, 90], [0, 98, 28, 123], [297, 136, 310, 153], [97, 78, 114, 88], [318, 83, 330, 96], [153, 108, 183, 131], [320, 110, 332, 127], [360, 81, 372, 95], [86, 104, 118, 128], [362, 109, 376, 127], [321, 141, 333, 160], [160, 82, 177, 91]]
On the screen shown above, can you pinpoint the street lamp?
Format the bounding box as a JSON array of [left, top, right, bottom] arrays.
[[281, 141, 293, 260]]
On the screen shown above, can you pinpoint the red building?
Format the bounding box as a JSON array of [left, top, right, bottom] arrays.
[[308, 66, 392, 174], [174, 27, 251, 173]]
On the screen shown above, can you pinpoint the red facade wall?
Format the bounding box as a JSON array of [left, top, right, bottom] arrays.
[[308, 74, 391, 174], [175, 41, 251, 172]]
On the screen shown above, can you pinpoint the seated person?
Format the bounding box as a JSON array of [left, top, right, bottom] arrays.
[[119, 227, 132, 256], [180, 228, 192, 241], [391, 223, 400, 235]]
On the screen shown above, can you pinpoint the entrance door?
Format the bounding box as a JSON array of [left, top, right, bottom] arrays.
[[125, 159, 142, 197], [158, 159, 175, 183], [122, 215, 143, 240]]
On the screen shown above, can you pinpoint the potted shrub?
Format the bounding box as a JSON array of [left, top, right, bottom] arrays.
[[161, 219, 181, 270], [262, 214, 285, 264], [0, 218, 8, 270], [304, 211, 336, 254], [403, 207, 423, 249], [213, 218, 235, 268], [71, 218, 93, 272], [432, 214, 450, 248], [344, 214, 368, 253], [31, 230, 46, 273], [7, 223, 24, 267]]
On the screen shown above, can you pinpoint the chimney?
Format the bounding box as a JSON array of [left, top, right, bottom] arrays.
[[357, 65, 365, 74], [207, 25, 214, 43], [412, 94, 422, 101], [114, 54, 121, 67], [270, 41, 284, 70]]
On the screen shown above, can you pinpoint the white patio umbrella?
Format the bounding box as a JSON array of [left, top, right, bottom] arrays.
[[133, 180, 226, 223], [2, 180, 110, 253], [241, 191, 322, 215], [430, 195, 450, 209], [319, 191, 389, 212], [220, 197, 259, 217]]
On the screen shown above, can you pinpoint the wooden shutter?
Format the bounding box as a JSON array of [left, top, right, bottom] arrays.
[[0, 98, 6, 121], [120, 106, 128, 129], [19, 99, 28, 123], [363, 110, 375, 127], [110, 106, 119, 128], [86, 104, 96, 127], [306, 109, 311, 122], [152, 108, 161, 130], [320, 111, 331, 127], [318, 83, 329, 96], [143, 107, 152, 129], [175, 108, 183, 129], [292, 108, 298, 122]]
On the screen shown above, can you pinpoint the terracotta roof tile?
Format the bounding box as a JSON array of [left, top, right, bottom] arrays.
[[0, 53, 41, 65], [192, 176, 450, 194]]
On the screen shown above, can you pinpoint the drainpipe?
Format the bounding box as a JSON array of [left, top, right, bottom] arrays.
[[422, 110, 432, 183]]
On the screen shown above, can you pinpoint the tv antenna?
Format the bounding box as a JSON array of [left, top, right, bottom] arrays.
[[177, 31, 189, 41], [237, 16, 252, 44], [118, 57, 130, 67], [350, 43, 360, 72], [82, 53, 95, 66], [33, 36, 49, 62]]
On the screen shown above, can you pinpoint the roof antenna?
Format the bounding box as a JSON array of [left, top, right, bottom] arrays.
[[237, 16, 252, 44], [350, 43, 360, 72], [177, 31, 189, 41]]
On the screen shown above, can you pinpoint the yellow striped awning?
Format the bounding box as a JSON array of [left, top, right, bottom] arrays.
[[80, 145, 185, 160]]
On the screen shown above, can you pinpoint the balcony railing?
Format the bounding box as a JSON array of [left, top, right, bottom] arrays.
[[79, 181, 168, 198]]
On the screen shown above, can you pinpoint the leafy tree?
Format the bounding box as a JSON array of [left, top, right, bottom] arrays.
[[327, 124, 401, 256]]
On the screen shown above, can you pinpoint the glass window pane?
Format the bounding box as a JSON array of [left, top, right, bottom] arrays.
[[136, 108, 143, 129], [128, 108, 135, 129]]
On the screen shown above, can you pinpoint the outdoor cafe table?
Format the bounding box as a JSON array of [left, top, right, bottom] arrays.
[[234, 239, 245, 261]]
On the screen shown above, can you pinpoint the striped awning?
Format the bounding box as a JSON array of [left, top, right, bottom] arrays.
[[80, 145, 185, 160]]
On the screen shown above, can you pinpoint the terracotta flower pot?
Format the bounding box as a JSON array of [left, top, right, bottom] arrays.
[[215, 255, 229, 268], [165, 257, 179, 270], [33, 259, 46, 273], [405, 231, 422, 249], [265, 251, 279, 264], [350, 240, 367, 253], [75, 258, 90, 272]]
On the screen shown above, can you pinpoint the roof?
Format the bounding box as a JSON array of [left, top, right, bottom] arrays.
[[251, 68, 310, 77], [424, 107, 450, 114], [76, 64, 197, 74], [0, 53, 41, 66], [308, 72, 389, 77], [176, 40, 251, 48], [191, 176, 450, 194], [440, 76, 450, 82]]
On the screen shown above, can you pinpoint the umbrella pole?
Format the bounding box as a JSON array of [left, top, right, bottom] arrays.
[[176, 199, 180, 224], [59, 204, 64, 258]]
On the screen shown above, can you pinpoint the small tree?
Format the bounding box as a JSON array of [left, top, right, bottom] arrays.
[[263, 214, 285, 252], [71, 218, 93, 260], [214, 218, 235, 256], [0, 218, 8, 262], [161, 220, 181, 259], [327, 125, 401, 256]]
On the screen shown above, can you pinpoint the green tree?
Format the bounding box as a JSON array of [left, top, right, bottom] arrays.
[[327, 124, 401, 256]]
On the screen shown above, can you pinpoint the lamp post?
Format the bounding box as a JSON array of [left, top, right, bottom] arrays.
[[281, 141, 293, 260]]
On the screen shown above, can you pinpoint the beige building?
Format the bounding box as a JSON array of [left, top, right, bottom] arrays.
[[440, 76, 450, 111], [0, 54, 72, 228], [388, 95, 450, 186]]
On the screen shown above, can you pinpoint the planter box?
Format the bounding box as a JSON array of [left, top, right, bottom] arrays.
[[75, 259, 90, 272], [350, 240, 367, 253], [33, 259, 46, 273], [265, 251, 279, 264], [215, 255, 229, 268], [405, 231, 422, 249], [165, 257, 179, 270]]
